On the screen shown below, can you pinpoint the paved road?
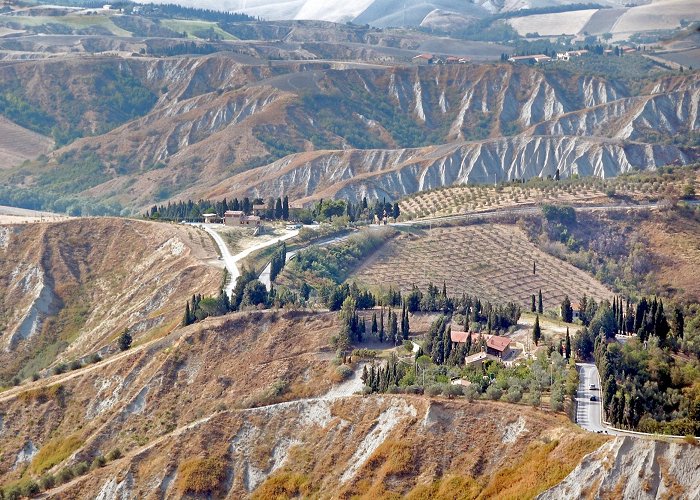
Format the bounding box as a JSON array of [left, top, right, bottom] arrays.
[[194, 224, 299, 296], [576, 362, 619, 435]]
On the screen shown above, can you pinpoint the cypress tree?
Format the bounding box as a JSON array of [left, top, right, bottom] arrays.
[[532, 315, 541, 346], [282, 195, 289, 220], [183, 301, 191, 326], [561, 295, 573, 323], [274, 197, 283, 219], [672, 306, 684, 339], [531, 294, 536, 313], [538, 289, 543, 313], [379, 308, 385, 343]]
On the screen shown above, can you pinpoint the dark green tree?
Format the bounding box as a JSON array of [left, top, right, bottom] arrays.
[[561, 295, 573, 323], [118, 329, 132, 351], [282, 195, 289, 220], [672, 306, 684, 339], [538, 289, 543, 313], [274, 197, 283, 219], [183, 301, 192, 326], [532, 315, 541, 346], [401, 304, 410, 340], [531, 294, 536, 313], [565, 327, 571, 359], [379, 308, 385, 342]]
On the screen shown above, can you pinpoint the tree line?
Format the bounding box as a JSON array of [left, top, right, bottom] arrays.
[[575, 295, 697, 435], [145, 196, 290, 221]]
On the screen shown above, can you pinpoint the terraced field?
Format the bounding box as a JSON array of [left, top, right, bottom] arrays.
[[399, 172, 694, 219], [353, 224, 612, 309], [0, 117, 53, 168]]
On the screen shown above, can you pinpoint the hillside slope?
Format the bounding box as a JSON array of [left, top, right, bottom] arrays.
[[3, 61, 697, 212], [0, 308, 612, 498], [0, 218, 221, 385], [2, 307, 697, 498], [0, 117, 52, 169]]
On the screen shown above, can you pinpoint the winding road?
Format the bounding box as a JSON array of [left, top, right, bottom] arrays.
[[195, 224, 299, 295]]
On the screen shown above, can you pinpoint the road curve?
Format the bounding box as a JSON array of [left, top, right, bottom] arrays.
[[258, 231, 355, 290], [195, 224, 299, 296]]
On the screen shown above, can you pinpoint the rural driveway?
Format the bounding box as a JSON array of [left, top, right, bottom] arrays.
[[195, 224, 299, 295]]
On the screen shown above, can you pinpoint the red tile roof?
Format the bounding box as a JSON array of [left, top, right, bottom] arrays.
[[487, 335, 511, 352], [451, 330, 471, 343]]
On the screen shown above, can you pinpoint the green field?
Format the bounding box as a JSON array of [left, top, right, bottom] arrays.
[[160, 19, 236, 40], [0, 15, 132, 36]]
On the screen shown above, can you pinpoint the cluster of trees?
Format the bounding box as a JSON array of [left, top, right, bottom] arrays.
[[292, 231, 391, 296], [145, 196, 290, 221], [182, 291, 231, 326], [311, 197, 399, 223], [361, 344, 575, 409], [269, 243, 287, 283], [361, 354, 406, 394], [335, 295, 410, 350], [134, 3, 257, 23], [594, 331, 700, 435], [425, 316, 467, 365], [531, 289, 544, 313], [572, 295, 697, 435], [182, 272, 276, 326], [575, 296, 682, 358]]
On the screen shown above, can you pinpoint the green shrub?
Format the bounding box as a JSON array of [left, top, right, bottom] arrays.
[[91, 455, 106, 469], [21, 481, 39, 497], [72, 461, 89, 476], [106, 448, 122, 461], [56, 467, 74, 484], [39, 474, 55, 490]]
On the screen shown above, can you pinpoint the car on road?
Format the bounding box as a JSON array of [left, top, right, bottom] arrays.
[[590, 395, 598, 401], [589, 384, 597, 390]]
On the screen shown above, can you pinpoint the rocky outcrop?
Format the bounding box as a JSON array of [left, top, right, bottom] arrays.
[[539, 436, 700, 499], [210, 135, 696, 204]]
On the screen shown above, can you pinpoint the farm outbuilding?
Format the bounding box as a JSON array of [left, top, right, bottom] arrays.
[[224, 211, 261, 227]]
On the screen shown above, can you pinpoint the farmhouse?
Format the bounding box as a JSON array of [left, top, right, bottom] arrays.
[[464, 351, 501, 368], [508, 54, 551, 64], [563, 302, 582, 321], [412, 53, 434, 65], [450, 330, 472, 343], [556, 49, 589, 61], [224, 210, 261, 227], [486, 335, 511, 358]]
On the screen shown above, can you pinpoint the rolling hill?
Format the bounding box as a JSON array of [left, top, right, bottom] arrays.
[[1, 57, 697, 213], [0, 218, 221, 386]]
